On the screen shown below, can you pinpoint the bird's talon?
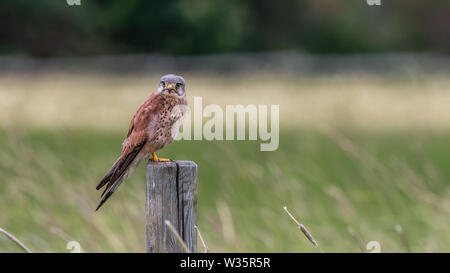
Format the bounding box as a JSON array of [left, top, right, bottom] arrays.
[[158, 158, 172, 162], [151, 152, 172, 162]]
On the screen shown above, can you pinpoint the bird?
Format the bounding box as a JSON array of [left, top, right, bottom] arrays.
[[95, 74, 188, 211]]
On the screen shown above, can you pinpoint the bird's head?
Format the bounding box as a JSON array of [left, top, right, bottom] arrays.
[[157, 74, 186, 98]]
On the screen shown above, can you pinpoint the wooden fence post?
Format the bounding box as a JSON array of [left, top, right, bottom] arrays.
[[146, 160, 198, 253]]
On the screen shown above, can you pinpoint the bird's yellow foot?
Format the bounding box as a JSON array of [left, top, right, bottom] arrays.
[[150, 152, 172, 162]]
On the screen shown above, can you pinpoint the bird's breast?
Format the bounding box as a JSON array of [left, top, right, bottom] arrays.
[[146, 98, 187, 153]]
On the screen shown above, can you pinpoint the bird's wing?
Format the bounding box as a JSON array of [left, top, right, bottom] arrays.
[[121, 92, 162, 159], [95, 93, 163, 210]]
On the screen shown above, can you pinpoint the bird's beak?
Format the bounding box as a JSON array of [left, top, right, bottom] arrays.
[[165, 83, 174, 93]]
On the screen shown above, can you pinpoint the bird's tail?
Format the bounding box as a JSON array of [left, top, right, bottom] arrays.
[[95, 175, 128, 211], [95, 157, 123, 211], [96, 157, 121, 191], [95, 142, 146, 211]]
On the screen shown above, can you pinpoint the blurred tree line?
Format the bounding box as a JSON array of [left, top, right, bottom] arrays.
[[0, 0, 448, 57]]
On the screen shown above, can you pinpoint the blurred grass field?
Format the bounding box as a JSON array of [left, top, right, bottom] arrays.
[[0, 71, 449, 252]]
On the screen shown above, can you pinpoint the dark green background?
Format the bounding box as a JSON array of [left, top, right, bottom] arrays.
[[0, 0, 448, 57]]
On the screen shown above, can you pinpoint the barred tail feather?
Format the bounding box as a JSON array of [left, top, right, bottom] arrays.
[[95, 175, 127, 211], [96, 157, 121, 191], [95, 141, 146, 211]]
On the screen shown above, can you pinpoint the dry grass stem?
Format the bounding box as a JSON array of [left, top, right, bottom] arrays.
[[396, 224, 412, 253], [0, 227, 31, 253], [283, 206, 320, 250], [348, 227, 365, 252], [164, 220, 190, 253], [195, 225, 210, 253]]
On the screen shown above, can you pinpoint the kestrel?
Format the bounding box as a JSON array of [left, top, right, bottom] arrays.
[[95, 74, 188, 211]]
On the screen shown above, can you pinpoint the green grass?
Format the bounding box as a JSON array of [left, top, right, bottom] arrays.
[[0, 127, 449, 252]]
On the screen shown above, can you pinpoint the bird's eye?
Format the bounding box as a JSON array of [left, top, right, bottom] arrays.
[[175, 83, 181, 89], [160, 82, 165, 87]]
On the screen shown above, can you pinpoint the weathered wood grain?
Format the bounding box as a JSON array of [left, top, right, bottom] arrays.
[[146, 160, 197, 253], [176, 160, 198, 252]]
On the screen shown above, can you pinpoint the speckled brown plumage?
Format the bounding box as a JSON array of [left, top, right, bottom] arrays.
[[95, 74, 188, 211]]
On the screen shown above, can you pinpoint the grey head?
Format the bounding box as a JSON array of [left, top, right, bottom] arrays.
[[157, 74, 186, 97]]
